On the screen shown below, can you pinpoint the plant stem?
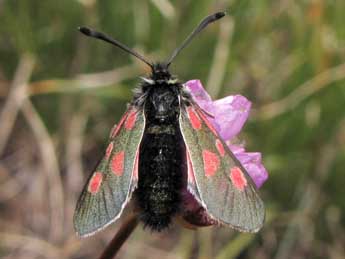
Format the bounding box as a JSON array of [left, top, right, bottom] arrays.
[[98, 214, 139, 259]]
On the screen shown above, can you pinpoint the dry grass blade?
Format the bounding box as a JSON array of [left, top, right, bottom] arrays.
[[0, 54, 35, 155], [21, 99, 64, 242], [258, 62, 345, 120], [150, 0, 175, 20], [29, 65, 141, 95], [0, 165, 29, 202], [75, 65, 141, 89]]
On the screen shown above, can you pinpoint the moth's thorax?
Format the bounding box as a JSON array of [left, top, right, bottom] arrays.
[[145, 84, 180, 123]]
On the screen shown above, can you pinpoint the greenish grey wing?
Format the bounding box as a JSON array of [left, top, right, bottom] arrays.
[[179, 105, 265, 232], [73, 107, 145, 237]]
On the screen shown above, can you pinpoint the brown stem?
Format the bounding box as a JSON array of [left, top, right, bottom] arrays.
[[98, 214, 139, 259]]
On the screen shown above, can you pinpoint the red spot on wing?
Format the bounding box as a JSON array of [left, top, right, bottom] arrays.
[[111, 151, 125, 176], [88, 172, 103, 194], [197, 110, 218, 136], [105, 142, 113, 159], [125, 110, 137, 130], [110, 111, 129, 138], [230, 167, 247, 191], [187, 107, 202, 130], [215, 139, 225, 157], [187, 151, 196, 184], [202, 150, 220, 177]]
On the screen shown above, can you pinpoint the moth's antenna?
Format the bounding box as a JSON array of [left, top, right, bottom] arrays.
[[166, 11, 226, 67], [78, 27, 153, 69]]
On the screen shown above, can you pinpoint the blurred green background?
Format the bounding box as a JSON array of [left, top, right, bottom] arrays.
[[1, 0, 345, 258]]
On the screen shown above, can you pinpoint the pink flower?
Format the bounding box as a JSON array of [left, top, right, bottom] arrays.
[[185, 80, 268, 188]]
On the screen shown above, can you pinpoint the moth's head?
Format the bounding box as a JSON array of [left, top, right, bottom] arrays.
[[151, 63, 171, 83]]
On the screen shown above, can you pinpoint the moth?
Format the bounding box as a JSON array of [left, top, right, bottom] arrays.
[[74, 12, 265, 237]]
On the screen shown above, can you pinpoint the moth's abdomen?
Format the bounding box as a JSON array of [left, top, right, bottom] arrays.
[[136, 130, 184, 231]]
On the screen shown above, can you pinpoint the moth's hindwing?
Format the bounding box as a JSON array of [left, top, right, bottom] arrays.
[[73, 107, 145, 237], [179, 104, 265, 232]]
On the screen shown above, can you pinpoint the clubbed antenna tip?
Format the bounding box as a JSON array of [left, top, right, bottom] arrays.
[[215, 11, 226, 19], [78, 26, 92, 36]]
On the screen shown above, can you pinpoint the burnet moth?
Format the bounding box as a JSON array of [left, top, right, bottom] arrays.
[[74, 11, 265, 237]]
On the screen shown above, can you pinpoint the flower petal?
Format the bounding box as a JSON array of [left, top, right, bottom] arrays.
[[184, 80, 215, 114], [230, 144, 268, 188], [213, 95, 251, 141]]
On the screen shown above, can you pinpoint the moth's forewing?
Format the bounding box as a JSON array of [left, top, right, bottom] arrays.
[[73, 107, 145, 237], [179, 104, 265, 232]]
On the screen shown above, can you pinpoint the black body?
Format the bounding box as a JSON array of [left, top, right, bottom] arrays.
[[134, 64, 187, 231]]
